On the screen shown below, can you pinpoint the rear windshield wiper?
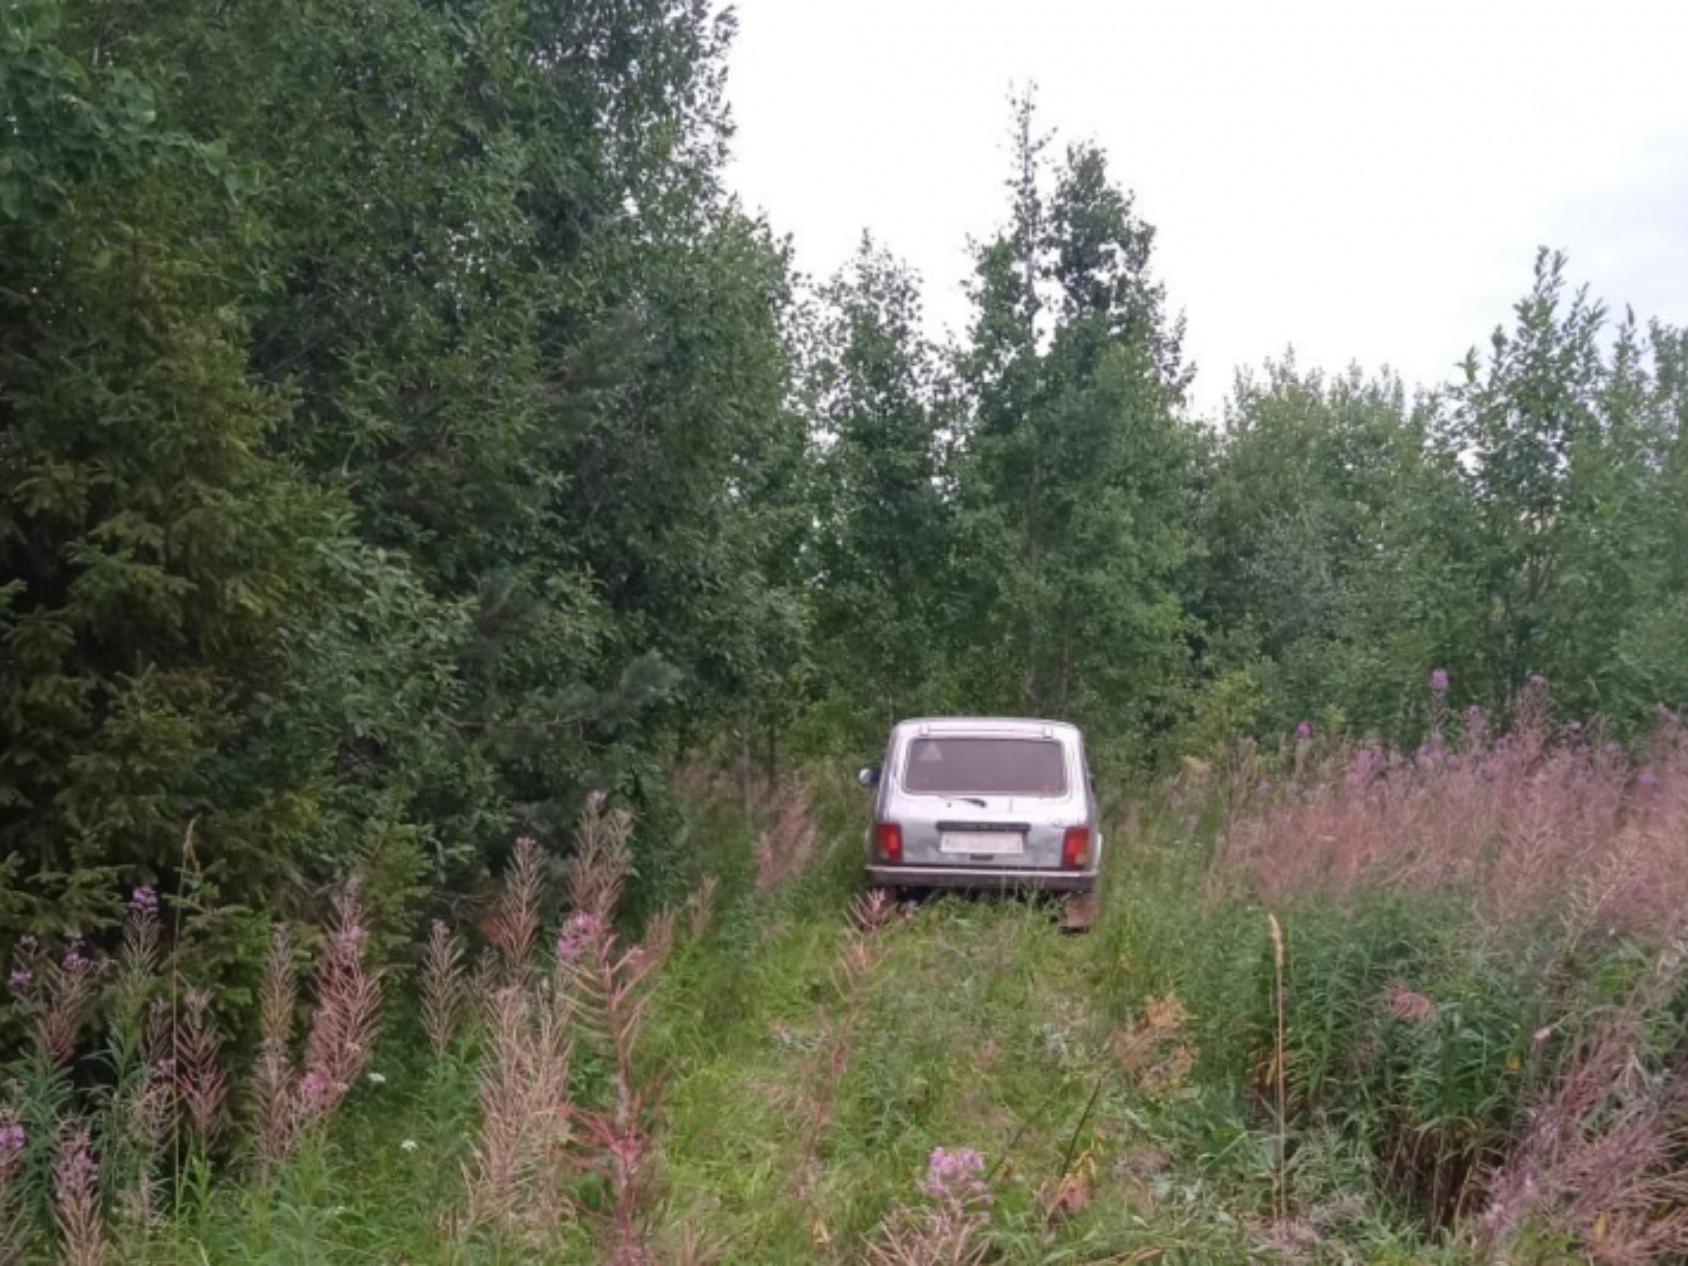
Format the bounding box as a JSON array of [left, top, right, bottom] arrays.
[[949, 795, 990, 808]]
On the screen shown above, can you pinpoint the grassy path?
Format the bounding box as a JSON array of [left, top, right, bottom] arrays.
[[661, 886, 1113, 1258], [641, 783, 1421, 1263]]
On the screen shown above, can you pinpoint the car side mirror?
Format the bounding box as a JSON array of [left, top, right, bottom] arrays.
[[856, 764, 881, 788]]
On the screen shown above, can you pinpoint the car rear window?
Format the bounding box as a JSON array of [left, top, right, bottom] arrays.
[[901, 737, 1068, 796]]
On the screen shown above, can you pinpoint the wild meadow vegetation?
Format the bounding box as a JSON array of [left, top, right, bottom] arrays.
[[3, 704, 1687, 1262], [4, 0, 1688, 1260]]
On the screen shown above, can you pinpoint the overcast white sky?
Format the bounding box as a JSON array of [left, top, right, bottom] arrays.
[[725, 0, 1688, 417]]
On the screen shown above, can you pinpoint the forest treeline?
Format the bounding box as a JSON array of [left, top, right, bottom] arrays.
[[4, 0, 1686, 959]]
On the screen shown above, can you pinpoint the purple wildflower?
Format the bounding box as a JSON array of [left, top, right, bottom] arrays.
[[61, 1139, 94, 1181], [1430, 667, 1450, 694], [62, 947, 90, 973], [554, 910, 602, 964], [7, 967, 30, 990], [923, 1145, 986, 1199], [19, 936, 37, 954], [1295, 720, 1313, 742], [1345, 743, 1386, 790], [297, 1071, 332, 1110], [1416, 731, 1447, 770], [1529, 674, 1549, 689], [130, 886, 159, 913], [0, 1121, 23, 1157]]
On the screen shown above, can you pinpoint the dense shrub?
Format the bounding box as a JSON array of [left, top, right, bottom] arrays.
[[1, 0, 800, 987]]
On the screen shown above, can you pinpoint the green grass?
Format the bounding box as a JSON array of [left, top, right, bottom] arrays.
[[83, 772, 1526, 1263]]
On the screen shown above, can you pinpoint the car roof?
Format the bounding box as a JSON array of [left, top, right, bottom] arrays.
[[891, 716, 1082, 738]]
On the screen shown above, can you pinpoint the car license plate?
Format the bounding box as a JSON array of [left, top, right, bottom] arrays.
[[940, 830, 1024, 856]]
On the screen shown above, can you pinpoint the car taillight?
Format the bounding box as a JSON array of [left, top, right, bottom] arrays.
[[1061, 826, 1090, 869], [874, 822, 903, 863]]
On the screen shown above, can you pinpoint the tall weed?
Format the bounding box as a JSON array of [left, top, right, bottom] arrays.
[[1170, 689, 1688, 1250]]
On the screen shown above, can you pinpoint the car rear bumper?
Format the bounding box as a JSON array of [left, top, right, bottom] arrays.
[[866, 864, 1096, 893]]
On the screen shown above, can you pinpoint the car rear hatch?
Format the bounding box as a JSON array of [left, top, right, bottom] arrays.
[[893, 731, 1080, 870]]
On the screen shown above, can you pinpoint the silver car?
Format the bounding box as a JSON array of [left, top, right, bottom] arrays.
[[859, 717, 1102, 892]]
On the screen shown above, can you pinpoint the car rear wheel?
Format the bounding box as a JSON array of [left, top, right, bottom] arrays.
[[1061, 890, 1099, 932]]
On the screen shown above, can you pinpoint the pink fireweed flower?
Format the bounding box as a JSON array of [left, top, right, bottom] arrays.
[[56, 1138, 95, 1188], [554, 910, 602, 963], [1295, 720, 1313, 741], [292, 881, 382, 1135], [922, 1146, 986, 1199], [52, 1126, 105, 1265], [1344, 744, 1386, 790], [297, 1071, 332, 1110], [34, 946, 102, 1067], [1415, 731, 1447, 770], [1430, 667, 1450, 693], [0, 1120, 23, 1160], [130, 886, 159, 913], [7, 967, 30, 990]]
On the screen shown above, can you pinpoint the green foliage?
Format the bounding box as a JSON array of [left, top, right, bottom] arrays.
[[951, 95, 1198, 749], [0, 0, 803, 979], [1195, 257, 1688, 747], [1196, 361, 1455, 738], [5, 0, 1687, 1061], [806, 235, 957, 744], [1256, 897, 1539, 1221], [1098, 756, 1688, 1240], [2, 0, 338, 944], [4, 759, 1679, 1261], [5, 0, 1688, 1257], [1445, 252, 1688, 725]]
